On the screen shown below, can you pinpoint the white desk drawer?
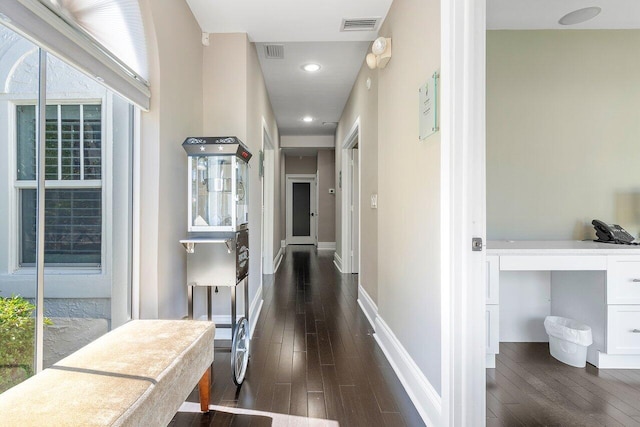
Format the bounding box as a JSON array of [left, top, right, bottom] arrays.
[[607, 258, 640, 304], [607, 305, 640, 354], [486, 256, 499, 304], [486, 305, 499, 354]]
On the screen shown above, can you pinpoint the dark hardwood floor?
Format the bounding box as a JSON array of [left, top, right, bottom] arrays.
[[170, 245, 424, 427], [488, 342, 640, 427]]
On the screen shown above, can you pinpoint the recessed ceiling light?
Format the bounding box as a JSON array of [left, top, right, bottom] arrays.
[[302, 116, 313, 123], [559, 7, 601, 25], [302, 63, 321, 72]]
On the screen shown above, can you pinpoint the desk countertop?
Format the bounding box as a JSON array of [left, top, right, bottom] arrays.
[[487, 240, 640, 255]]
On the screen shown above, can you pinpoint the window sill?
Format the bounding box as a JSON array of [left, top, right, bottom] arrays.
[[13, 267, 103, 276]]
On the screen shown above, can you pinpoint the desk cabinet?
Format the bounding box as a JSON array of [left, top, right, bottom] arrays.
[[487, 241, 640, 369]]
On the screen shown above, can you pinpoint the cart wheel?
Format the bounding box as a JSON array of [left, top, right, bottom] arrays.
[[231, 317, 249, 386]]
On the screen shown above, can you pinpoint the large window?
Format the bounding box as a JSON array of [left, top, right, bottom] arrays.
[[16, 104, 103, 267]]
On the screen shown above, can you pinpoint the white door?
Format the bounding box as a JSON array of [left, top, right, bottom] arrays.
[[286, 175, 317, 245], [351, 148, 359, 273]]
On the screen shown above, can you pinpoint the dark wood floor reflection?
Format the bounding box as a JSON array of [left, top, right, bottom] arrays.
[[487, 342, 640, 427], [170, 246, 424, 427]]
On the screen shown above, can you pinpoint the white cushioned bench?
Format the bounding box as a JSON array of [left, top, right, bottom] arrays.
[[0, 319, 215, 426]]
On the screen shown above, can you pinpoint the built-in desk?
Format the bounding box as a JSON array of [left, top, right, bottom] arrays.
[[486, 240, 640, 369]]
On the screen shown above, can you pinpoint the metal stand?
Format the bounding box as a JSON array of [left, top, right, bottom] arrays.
[[187, 278, 250, 385]]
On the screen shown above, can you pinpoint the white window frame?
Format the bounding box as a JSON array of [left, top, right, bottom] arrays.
[[10, 96, 109, 273]]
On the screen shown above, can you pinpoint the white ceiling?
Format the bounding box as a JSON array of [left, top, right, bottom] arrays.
[[185, 0, 392, 42], [256, 41, 369, 135], [488, 0, 640, 29], [186, 0, 392, 136]]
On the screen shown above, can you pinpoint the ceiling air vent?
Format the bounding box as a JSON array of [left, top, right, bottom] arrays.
[[341, 17, 381, 32], [264, 44, 284, 59]]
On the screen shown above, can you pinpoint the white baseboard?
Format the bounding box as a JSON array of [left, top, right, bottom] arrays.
[[333, 252, 343, 272], [273, 247, 284, 274], [486, 354, 496, 369], [317, 241, 336, 251], [357, 285, 378, 331], [201, 287, 263, 340], [281, 240, 286, 248], [249, 286, 263, 338], [374, 316, 442, 427]]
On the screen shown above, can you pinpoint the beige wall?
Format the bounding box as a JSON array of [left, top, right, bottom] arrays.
[[203, 34, 247, 139], [336, 0, 442, 394], [487, 30, 640, 240], [246, 42, 282, 272], [139, 0, 203, 319], [198, 33, 280, 316], [317, 150, 336, 243], [138, 14, 279, 318], [377, 0, 441, 393], [285, 155, 317, 174], [281, 135, 334, 149], [335, 62, 378, 301]]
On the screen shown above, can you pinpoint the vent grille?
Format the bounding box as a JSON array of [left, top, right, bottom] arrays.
[[341, 17, 380, 32], [264, 44, 284, 59]]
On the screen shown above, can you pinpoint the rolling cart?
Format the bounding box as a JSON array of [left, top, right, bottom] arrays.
[[180, 136, 252, 386], [181, 232, 250, 385]]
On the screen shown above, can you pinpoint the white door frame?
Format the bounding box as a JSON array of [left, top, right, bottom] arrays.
[[340, 118, 361, 274], [285, 174, 317, 245], [261, 118, 275, 274], [440, 0, 486, 425]]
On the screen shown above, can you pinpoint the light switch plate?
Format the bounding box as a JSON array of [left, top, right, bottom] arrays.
[[371, 194, 378, 209]]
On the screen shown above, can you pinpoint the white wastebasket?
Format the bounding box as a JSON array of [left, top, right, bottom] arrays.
[[544, 316, 592, 368]]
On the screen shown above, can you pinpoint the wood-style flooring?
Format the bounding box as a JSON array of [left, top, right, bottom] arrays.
[[170, 245, 424, 427], [488, 342, 640, 426]]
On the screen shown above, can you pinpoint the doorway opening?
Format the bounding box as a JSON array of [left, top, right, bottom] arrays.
[[261, 122, 275, 274], [340, 119, 360, 274]]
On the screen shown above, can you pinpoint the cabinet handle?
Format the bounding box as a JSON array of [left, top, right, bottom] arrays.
[[633, 329, 640, 333], [633, 279, 640, 283]]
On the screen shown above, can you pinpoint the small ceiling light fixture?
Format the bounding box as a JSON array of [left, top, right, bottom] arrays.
[[302, 116, 313, 123], [366, 37, 392, 70], [559, 7, 601, 25], [302, 63, 321, 72]]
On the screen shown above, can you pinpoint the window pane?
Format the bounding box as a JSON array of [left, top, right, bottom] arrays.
[[45, 105, 58, 180], [16, 105, 36, 181], [83, 105, 102, 180], [21, 189, 102, 265], [1, 26, 38, 393], [60, 105, 80, 180], [292, 182, 311, 236]]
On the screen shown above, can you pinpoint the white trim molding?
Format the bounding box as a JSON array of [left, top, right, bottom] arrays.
[[357, 285, 377, 331], [317, 242, 336, 251], [273, 247, 284, 274], [440, 0, 487, 424], [281, 240, 286, 248], [333, 252, 343, 273], [249, 286, 263, 338], [340, 118, 360, 274], [375, 316, 442, 427]]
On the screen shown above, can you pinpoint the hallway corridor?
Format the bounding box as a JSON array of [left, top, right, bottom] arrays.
[[171, 246, 424, 426]]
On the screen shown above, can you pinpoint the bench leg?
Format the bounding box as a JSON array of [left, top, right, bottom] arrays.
[[198, 367, 211, 412]]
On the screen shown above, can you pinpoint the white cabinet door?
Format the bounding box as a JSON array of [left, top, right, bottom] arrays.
[[486, 256, 499, 304], [607, 257, 640, 304], [486, 305, 499, 354], [607, 305, 640, 354]]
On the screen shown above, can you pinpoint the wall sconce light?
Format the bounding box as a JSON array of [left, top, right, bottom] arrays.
[[366, 37, 392, 70]]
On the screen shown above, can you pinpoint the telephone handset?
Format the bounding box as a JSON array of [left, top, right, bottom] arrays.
[[592, 219, 637, 244]]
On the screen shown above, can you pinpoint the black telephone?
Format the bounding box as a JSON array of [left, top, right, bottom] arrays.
[[592, 219, 637, 244]]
